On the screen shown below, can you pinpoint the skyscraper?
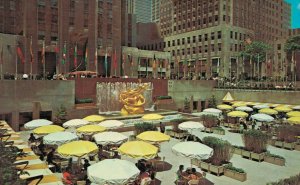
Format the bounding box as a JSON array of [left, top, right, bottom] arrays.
[[133, 0, 152, 23], [151, 0, 160, 23]]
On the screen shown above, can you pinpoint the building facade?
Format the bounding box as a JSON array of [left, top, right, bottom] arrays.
[[0, 0, 123, 78], [159, 0, 291, 79], [133, 0, 152, 23], [151, 0, 160, 23]]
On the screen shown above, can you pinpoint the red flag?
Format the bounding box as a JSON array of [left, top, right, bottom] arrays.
[[17, 46, 25, 63], [54, 46, 59, 53], [113, 49, 117, 69]]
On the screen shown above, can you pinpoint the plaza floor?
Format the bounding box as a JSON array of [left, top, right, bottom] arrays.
[[20, 127, 300, 185]]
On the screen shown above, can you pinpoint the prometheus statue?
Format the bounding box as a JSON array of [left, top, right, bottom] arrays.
[[119, 84, 149, 115]]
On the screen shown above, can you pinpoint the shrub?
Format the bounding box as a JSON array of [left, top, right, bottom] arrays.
[[265, 151, 285, 160], [202, 136, 233, 166], [134, 122, 157, 135], [202, 115, 218, 128], [267, 173, 300, 185], [277, 125, 300, 143], [224, 164, 245, 173], [208, 95, 217, 108], [156, 96, 172, 100], [214, 127, 225, 132], [243, 130, 269, 153]]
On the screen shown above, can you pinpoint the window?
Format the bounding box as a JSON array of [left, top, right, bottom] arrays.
[[235, 32, 237, 39], [172, 40, 175, 46], [187, 37, 190, 44], [168, 41, 170, 47], [218, 43, 222, 51], [217, 31, 222, 39], [193, 36, 196, 43], [198, 35, 202, 42], [204, 45, 208, 53], [277, 44, 281, 50], [211, 44, 215, 52], [177, 39, 180, 45], [211, 32, 215, 40], [199, 46, 202, 53], [230, 31, 233, 39], [182, 38, 185, 44], [204, 34, 208, 41]]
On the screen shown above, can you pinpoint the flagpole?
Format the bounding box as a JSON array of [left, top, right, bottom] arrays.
[[0, 37, 2, 80], [43, 40, 46, 80]]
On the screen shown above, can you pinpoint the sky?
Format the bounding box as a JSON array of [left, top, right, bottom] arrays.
[[285, 0, 300, 28]]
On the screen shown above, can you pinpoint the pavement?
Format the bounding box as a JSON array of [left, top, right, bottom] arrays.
[[19, 127, 300, 185]]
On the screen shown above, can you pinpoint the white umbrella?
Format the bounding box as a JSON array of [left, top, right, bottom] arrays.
[[236, 106, 253, 112], [93, 132, 128, 145], [172, 141, 213, 160], [63, 119, 89, 128], [43, 132, 78, 146], [24, 119, 53, 130], [250, 113, 274, 122], [179, 121, 205, 131], [98, 120, 124, 129], [292, 105, 300, 110], [88, 159, 139, 185], [253, 104, 269, 110], [203, 108, 222, 114], [191, 112, 220, 118]]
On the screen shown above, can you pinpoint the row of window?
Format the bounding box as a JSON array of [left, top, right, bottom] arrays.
[[170, 44, 223, 56]]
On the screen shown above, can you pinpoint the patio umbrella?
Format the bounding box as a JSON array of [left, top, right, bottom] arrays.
[[43, 131, 78, 146], [63, 119, 89, 128], [253, 104, 270, 110], [232, 102, 247, 108], [33, 125, 65, 135], [24, 119, 53, 130], [57, 141, 98, 158], [83, 115, 105, 122], [142, 114, 164, 120], [217, 104, 233, 110], [274, 106, 292, 113], [222, 92, 234, 103], [93, 132, 128, 145], [136, 131, 170, 143], [88, 159, 139, 185], [227, 111, 248, 118], [250, 113, 274, 122], [236, 106, 253, 112], [259, 108, 278, 115], [98, 120, 124, 129], [172, 141, 213, 160], [203, 108, 222, 114], [118, 141, 158, 159], [76, 125, 106, 135], [287, 111, 300, 117], [269, 104, 281, 108], [248, 102, 261, 106], [179, 121, 205, 131], [292, 105, 300, 110], [287, 117, 300, 124]]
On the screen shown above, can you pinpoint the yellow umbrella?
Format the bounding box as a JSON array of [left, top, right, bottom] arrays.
[[57, 141, 98, 157], [33, 125, 65, 135], [248, 102, 260, 106], [136, 131, 170, 143], [217, 104, 233, 110], [232, 102, 247, 108], [287, 111, 300, 117], [83, 115, 105, 122], [287, 117, 300, 125], [222, 92, 234, 103], [76, 125, 106, 134], [142, 114, 164, 120], [259, 108, 278, 115], [227, 111, 248, 118], [274, 106, 292, 113], [118, 141, 158, 159]]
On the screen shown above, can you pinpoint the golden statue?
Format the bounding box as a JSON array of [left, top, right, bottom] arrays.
[[119, 84, 149, 115]]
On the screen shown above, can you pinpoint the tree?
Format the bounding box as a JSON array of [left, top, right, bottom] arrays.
[[240, 41, 272, 62], [284, 35, 300, 53], [208, 95, 217, 108]]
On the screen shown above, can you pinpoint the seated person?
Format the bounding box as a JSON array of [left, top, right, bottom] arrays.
[[188, 168, 200, 180], [38, 140, 45, 156], [46, 148, 59, 171], [63, 167, 74, 185], [28, 133, 36, 143], [112, 151, 121, 159], [176, 165, 189, 181], [82, 159, 90, 171]]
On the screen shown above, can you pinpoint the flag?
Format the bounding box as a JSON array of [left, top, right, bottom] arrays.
[[152, 54, 156, 70], [104, 49, 108, 75], [267, 57, 272, 76], [62, 42, 67, 65], [17, 46, 25, 63], [30, 37, 34, 63], [95, 48, 98, 66], [113, 49, 117, 70], [84, 48, 88, 65], [122, 53, 125, 72], [74, 43, 77, 68], [41, 40, 45, 64], [291, 52, 295, 72], [130, 54, 134, 66]]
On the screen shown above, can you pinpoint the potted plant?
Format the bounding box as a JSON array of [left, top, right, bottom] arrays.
[[276, 125, 300, 150], [264, 152, 285, 166], [224, 164, 247, 182], [267, 173, 300, 185], [208, 95, 217, 108], [201, 136, 233, 176], [232, 145, 243, 155], [182, 97, 191, 113], [213, 127, 225, 135], [202, 115, 218, 133], [242, 130, 269, 162], [134, 122, 157, 135], [54, 104, 67, 126]]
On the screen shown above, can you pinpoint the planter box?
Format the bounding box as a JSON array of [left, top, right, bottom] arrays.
[[295, 144, 300, 151], [283, 142, 295, 150], [191, 158, 200, 166], [250, 152, 265, 162], [224, 169, 247, 182], [223, 123, 230, 127], [267, 139, 275, 146], [213, 129, 225, 135], [233, 147, 242, 155], [274, 140, 284, 148], [209, 164, 225, 176], [241, 150, 251, 159], [198, 161, 210, 172], [264, 156, 285, 166]]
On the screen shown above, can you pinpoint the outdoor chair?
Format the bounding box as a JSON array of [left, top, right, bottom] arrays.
[[25, 175, 44, 185], [188, 179, 199, 185], [4, 141, 14, 146], [60, 161, 69, 172], [0, 133, 10, 141], [14, 161, 29, 174]]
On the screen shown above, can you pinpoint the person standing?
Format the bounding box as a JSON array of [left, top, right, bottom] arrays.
[[159, 122, 165, 133]]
